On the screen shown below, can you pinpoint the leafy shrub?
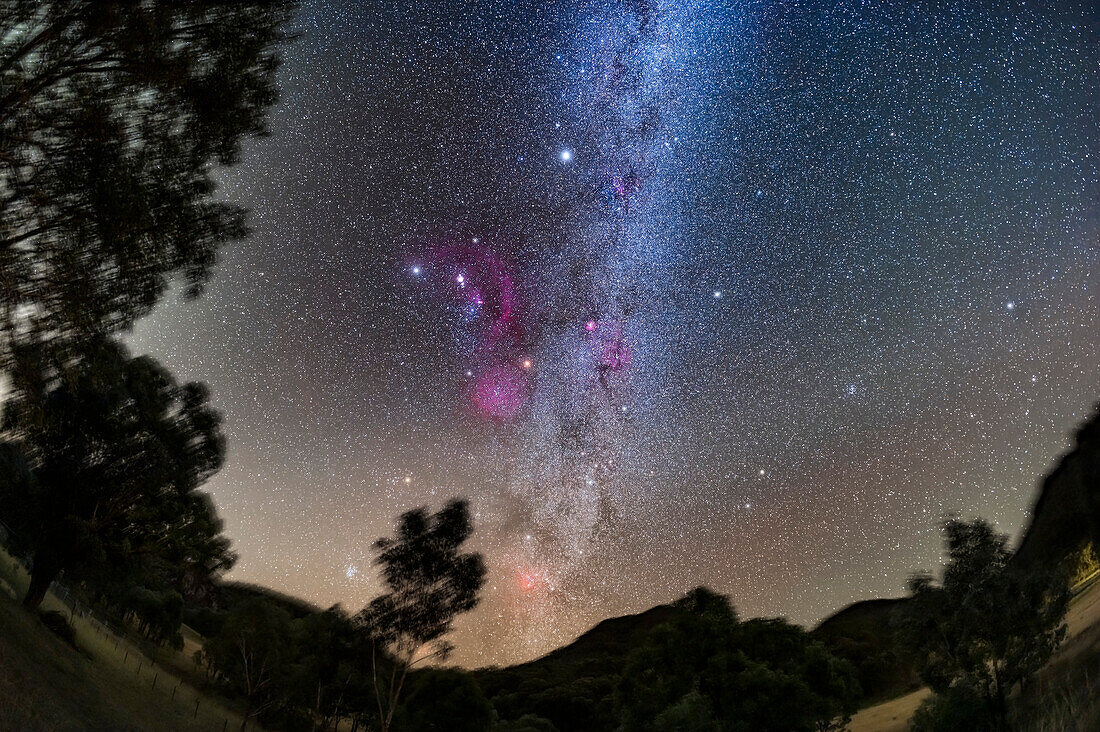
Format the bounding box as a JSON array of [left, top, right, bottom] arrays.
[[911, 684, 992, 732], [493, 714, 560, 732], [38, 610, 77, 649]]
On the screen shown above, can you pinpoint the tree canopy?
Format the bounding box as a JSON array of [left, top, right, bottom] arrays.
[[0, 0, 294, 344], [202, 596, 294, 731], [900, 517, 1070, 730], [0, 337, 229, 609], [616, 587, 860, 732], [357, 498, 487, 732]]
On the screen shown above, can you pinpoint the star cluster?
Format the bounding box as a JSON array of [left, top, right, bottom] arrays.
[[131, 0, 1098, 666]]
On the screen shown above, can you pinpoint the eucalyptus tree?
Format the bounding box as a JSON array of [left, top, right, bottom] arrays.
[[0, 1, 294, 347]]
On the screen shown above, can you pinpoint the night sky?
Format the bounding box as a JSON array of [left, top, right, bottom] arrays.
[[130, 0, 1098, 667]]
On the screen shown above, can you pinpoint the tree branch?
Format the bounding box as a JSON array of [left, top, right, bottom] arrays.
[[0, 10, 77, 76]]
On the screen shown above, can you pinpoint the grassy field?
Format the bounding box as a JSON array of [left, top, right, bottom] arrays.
[[0, 552, 255, 731]]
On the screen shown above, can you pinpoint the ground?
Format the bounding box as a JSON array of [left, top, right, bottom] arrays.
[[0, 553, 252, 732]]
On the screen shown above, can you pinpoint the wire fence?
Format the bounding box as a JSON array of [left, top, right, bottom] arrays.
[[1, 530, 253, 731]]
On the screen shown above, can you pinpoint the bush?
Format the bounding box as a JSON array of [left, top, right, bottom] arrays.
[[394, 669, 493, 732], [38, 610, 77, 649], [911, 684, 993, 732], [652, 691, 720, 732], [182, 606, 224, 638], [493, 714, 559, 732]]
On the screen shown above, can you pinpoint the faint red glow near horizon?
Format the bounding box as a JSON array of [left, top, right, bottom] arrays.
[[516, 568, 552, 594]]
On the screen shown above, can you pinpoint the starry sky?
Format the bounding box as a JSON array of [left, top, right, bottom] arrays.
[[130, 0, 1099, 667]]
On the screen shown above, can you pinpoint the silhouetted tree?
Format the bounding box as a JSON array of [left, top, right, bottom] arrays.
[[155, 491, 238, 604], [393, 668, 494, 732], [202, 596, 293, 731], [357, 499, 487, 732], [0, 338, 226, 609], [617, 587, 860, 732], [283, 604, 378, 731], [0, 1, 294, 347], [124, 585, 185, 648], [900, 518, 1069, 730]]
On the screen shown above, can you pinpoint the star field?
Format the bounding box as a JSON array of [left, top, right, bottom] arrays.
[[131, 0, 1098, 666]]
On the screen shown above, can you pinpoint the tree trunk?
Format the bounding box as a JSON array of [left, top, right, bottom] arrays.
[[23, 557, 60, 610], [993, 665, 1011, 731]]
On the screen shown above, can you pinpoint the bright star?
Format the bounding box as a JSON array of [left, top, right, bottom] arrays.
[[560, 149, 572, 162], [713, 290, 722, 299]]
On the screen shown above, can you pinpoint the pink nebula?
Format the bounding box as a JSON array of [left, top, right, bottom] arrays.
[[417, 241, 522, 348], [600, 337, 631, 371], [471, 364, 529, 420]]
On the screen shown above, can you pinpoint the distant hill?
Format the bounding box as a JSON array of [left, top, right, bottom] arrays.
[[812, 597, 919, 704], [182, 580, 325, 638], [216, 580, 324, 619], [1013, 405, 1100, 570], [474, 603, 681, 732], [495, 603, 680, 675]]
